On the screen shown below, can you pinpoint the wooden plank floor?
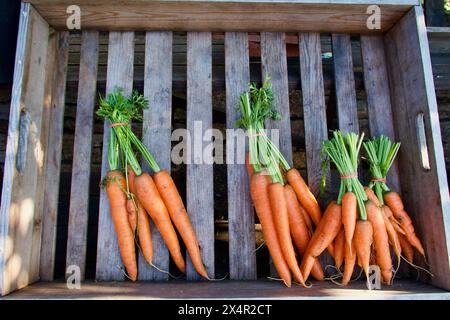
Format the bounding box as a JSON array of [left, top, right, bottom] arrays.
[[3, 280, 449, 300]]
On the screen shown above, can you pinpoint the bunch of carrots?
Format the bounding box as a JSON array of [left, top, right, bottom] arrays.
[[238, 79, 426, 288], [238, 79, 326, 287], [308, 131, 428, 286], [97, 90, 209, 281]]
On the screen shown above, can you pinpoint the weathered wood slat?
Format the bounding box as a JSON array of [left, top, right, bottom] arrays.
[[384, 6, 450, 290], [299, 33, 328, 197], [65, 31, 99, 280], [299, 32, 334, 274], [261, 32, 293, 166], [332, 34, 358, 133], [27, 1, 414, 34], [38, 31, 69, 281], [224, 32, 256, 280], [0, 3, 49, 296], [360, 35, 401, 192], [96, 32, 134, 281], [33, 31, 57, 282], [186, 32, 214, 280], [139, 31, 173, 280], [5, 279, 449, 300], [260, 32, 292, 277]]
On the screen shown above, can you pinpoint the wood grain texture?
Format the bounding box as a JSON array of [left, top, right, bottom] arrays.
[[96, 32, 134, 281], [65, 31, 99, 280], [28, 1, 412, 34], [332, 34, 358, 133], [0, 3, 49, 296], [299, 33, 328, 197], [186, 32, 214, 280], [6, 279, 448, 300], [384, 6, 450, 290], [139, 31, 172, 280], [261, 32, 293, 167], [224, 32, 256, 280], [360, 35, 401, 192], [38, 31, 69, 281], [33, 31, 56, 282]]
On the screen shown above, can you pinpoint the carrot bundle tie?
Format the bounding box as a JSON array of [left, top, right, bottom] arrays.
[[371, 177, 387, 183], [109, 121, 128, 128], [340, 172, 358, 180], [248, 131, 266, 138]]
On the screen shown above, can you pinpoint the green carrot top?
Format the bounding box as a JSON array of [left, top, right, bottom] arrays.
[[363, 135, 400, 205], [321, 130, 368, 220]]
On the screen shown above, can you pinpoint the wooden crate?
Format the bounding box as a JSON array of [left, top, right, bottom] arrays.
[[1, 0, 449, 299]]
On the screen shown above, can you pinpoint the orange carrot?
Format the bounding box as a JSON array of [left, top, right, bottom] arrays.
[[127, 166, 153, 266], [153, 170, 209, 279], [250, 173, 291, 287], [334, 228, 345, 270], [269, 183, 306, 286], [137, 199, 153, 264], [383, 204, 406, 236], [384, 191, 425, 257], [365, 187, 381, 207], [126, 199, 138, 234], [245, 152, 254, 178], [382, 206, 402, 264], [134, 172, 186, 273], [342, 239, 357, 285], [300, 201, 342, 280], [286, 168, 322, 227], [105, 170, 137, 281], [285, 184, 324, 281], [341, 192, 357, 248], [125, 166, 138, 233], [366, 201, 392, 284], [398, 233, 414, 263], [354, 219, 373, 279]]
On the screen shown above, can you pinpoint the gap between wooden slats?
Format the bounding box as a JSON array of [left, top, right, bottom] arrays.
[[139, 31, 173, 280], [225, 32, 256, 280], [96, 32, 134, 281], [186, 32, 215, 280], [39, 32, 69, 281], [65, 31, 99, 281], [360, 35, 401, 193], [260, 32, 292, 277]]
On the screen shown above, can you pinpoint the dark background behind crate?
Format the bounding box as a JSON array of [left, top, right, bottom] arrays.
[[0, 1, 449, 280]]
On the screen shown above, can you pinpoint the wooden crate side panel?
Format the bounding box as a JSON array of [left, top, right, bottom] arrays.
[[28, 1, 413, 34], [65, 31, 99, 280], [360, 35, 401, 192], [38, 31, 69, 281], [225, 32, 257, 280], [96, 32, 135, 281], [139, 31, 173, 280], [186, 32, 215, 280], [384, 6, 450, 290], [0, 3, 49, 296]]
